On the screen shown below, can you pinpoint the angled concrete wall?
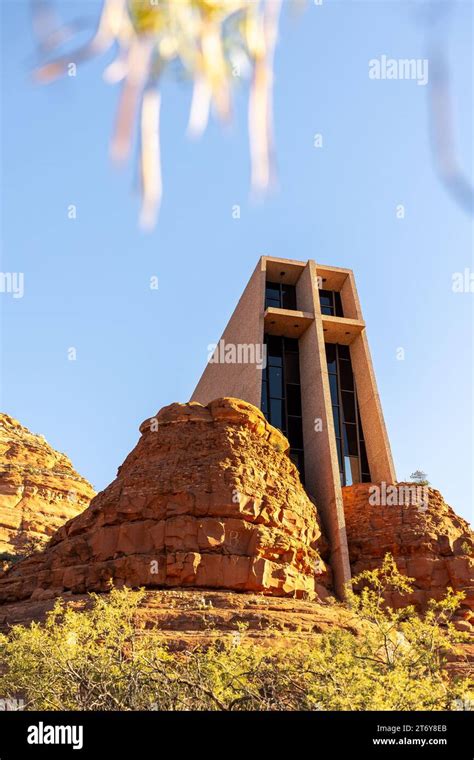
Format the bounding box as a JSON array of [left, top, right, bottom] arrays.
[[192, 259, 266, 408], [350, 332, 396, 484], [342, 271, 396, 485]]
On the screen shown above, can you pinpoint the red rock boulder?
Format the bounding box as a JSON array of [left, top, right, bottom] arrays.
[[0, 414, 94, 560], [0, 399, 329, 604], [343, 483, 474, 629]]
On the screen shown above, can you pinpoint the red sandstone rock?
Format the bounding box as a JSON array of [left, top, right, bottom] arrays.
[[2, 398, 472, 657], [0, 414, 94, 560], [0, 399, 330, 604], [343, 483, 474, 628], [0, 588, 359, 651]]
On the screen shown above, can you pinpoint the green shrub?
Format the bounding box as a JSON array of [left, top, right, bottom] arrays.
[[0, 556, 471, 711]]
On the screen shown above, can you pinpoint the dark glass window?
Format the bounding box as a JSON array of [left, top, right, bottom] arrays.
[[287, 384, 302, 416], [325, 343, 371, 486], [319, 289, 344, 317], [339, 360, 354, 391], [267, 334, 283, 361], [319, 290, 333, 315], [329, 374, 339, 404], [343, 423, 358, 456], [285, 352, 300, 384], [284, 337, 299, 352], [261, 382, 268, 415], [269, 366, 283, 398], [265, 281, 297, 310], [342, 391, 356, 423], [325, 343, 337, 372], [265, 283, 280, 309], [338, 344, 350, 360], [336, 438, 343, 472], [360, 440, 370, 479], [319, 291, 332, 306], [261, 334, 305, 483], [268, 356, 283, 370], [270, 398, 284, 430], [288, 417, 303, 449], [334, 291, 344, 317], [281, 285, 297, 310]]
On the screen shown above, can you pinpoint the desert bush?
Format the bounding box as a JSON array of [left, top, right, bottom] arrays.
[[0, 556, 471, 711]]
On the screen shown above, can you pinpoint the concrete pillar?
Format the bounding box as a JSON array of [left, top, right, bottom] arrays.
[[297, 261, 352, 597]]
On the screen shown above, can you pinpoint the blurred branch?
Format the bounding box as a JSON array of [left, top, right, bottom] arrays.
[[31, 0, 288, 230], [428, 44, 474, 215], [416, 0, 473, 215]]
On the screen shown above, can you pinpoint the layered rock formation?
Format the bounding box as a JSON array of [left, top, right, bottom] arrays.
[[0, 414, 94, 560], [1, 398, 472, 660], [0, 589, 359, 649], [0, 399, 329, 605], [343, 483, 474, 629]]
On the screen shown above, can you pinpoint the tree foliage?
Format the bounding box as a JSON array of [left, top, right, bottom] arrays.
[[0, 556, 471, 711], [409, 470, 430, 485], [32, 0, 282, 228]]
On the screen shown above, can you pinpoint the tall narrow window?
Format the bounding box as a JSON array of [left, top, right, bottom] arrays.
[[261, 334, 304, 482], [325, 343, 371, 486], [319, 289, 344, 317], [265, 282, 297, 310]]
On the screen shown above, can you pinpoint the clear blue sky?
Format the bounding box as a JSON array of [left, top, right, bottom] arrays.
[[1, 1, 472, 522]]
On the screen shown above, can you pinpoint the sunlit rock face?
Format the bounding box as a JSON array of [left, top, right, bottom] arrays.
[[343, 483, 474, 631], [0, 413, 94, 560], [0, 399, 330, 605], [1, 398, 472, 662]]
